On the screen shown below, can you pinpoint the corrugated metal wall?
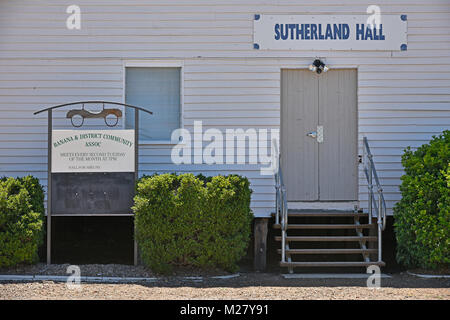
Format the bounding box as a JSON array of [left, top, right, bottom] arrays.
[[0, 0, 449, 217]]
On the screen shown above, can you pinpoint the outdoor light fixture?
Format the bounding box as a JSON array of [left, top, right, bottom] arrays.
[[309, 59, 329, 74]]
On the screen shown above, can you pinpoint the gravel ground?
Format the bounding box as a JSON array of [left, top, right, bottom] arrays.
[[0, 263, 154, 277], [0, 272, 449, 300], [0, 263, 228, 277]]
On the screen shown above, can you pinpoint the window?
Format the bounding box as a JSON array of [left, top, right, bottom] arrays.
[[125, 67, 181, 141]]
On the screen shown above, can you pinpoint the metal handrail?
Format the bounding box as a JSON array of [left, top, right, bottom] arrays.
[[363, 137, 387, 230], [363, 137, 387, 263], [274, 142, 288, 263]]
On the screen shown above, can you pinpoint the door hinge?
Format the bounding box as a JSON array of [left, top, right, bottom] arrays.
[[316, 126, 324, 143]]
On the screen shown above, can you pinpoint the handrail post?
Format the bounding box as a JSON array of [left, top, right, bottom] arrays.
[[281, 184, 286, 263], [378, 194, 383, 262], [282, 189, 285, 229], [274, 143, 288, 266], [275, 176, 279, 225]]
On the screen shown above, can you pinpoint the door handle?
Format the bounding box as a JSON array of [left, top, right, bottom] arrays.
[[306, 131, 317, 139], [306, 126, 324, 143]]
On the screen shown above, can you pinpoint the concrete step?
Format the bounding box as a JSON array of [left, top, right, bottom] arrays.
[[275, 236, 378, 242], [273, 223, 374, 230], [277, 248, 378, 254], [280, 261, 386, 267], [272, 210, 367, 217]]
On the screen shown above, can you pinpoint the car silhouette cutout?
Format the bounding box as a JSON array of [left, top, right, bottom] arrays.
[[66, 107, 122, 127]]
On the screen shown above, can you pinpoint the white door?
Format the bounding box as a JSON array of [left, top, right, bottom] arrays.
[[281, 69, 358, 201]]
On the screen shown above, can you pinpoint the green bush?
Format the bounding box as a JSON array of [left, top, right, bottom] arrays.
[[0, 176, 45, 267], [393, 130, 450, 269], [133, 173, 253, 274]]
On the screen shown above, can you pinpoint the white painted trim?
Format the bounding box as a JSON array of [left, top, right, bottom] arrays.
[[124, 60, 184, 68], [122, 60, 185, 145], [288, 201, 359, 211]]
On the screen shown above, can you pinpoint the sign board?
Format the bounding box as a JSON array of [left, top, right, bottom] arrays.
[[52, 172, 135, 215], [52, 129, 135, 173], [253, 14, 407, 51]]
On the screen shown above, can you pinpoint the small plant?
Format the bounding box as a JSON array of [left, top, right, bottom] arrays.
[[133, 173, 253, 274], [0, 176, 45, 267], [394, 130, 450, 270]]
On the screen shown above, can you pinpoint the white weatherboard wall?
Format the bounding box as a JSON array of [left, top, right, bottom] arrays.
[[0, 0, 449, 217]]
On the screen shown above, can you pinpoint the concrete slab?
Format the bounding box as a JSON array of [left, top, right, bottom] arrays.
[[0, 275, 34, 281], [34, 275, 68, 281], [104, 276, 157, 282], [288, 201, 358, 211], [406, 271, 450, 279], [0, 274, 237, 283], [0, 275, 158, 283], [210, 273, 240, 280], [282, 273, 392, 279]]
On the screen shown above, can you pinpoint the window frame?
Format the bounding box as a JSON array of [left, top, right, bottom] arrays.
[[123, 60, 184, 145]]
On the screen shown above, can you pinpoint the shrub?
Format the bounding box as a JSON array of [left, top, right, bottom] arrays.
[[393, 130, 450, 269], [133, 173, 253, 274], [0, 176, 45, 267]]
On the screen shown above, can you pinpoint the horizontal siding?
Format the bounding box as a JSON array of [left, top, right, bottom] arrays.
[[1, 1, 450, 58], [0, 1, 449, 217]]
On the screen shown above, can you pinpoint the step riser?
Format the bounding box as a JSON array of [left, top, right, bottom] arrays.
[[273, 224, 374, 230], [275, 237, 377, 242], [280, 262, 386, 267], [277, 250, 378, 254]]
